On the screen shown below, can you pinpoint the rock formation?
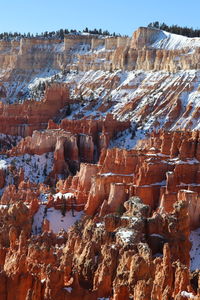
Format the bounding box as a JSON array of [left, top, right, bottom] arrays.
[[0, 26, 200, 300], [0, 83, 69, 137]]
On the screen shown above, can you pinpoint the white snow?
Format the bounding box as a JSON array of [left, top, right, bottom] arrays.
[[53, 192, 74, 201], [0, 152, 54, 185], [140, 181, 166, 187], [1, 45, 200, 150], [0, 205, 8, 209], [0, 160, 7, 169], [32, 205, 84, 234], [46, 208, 83, 234], [116, 229, 134, 243], [96, 222, 104, 228], [100, 172, 133, 177], [3, 67, 198, 151], [39, 193, 49, 204], [151, 30, 200, 51], [181, 291, 195, 299], [32, 205, 46, 235], [190, 227, 200, 271]]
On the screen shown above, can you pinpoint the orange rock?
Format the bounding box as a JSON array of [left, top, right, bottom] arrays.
[[0, 83, 69, 137]]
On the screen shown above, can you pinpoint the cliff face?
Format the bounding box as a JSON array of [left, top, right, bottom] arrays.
[[0, 83, 69, 137], [1, 27, 200, 300], [0, 38, 63, 71], [0, 28, 200, 139], [1, 26, 200, 106]]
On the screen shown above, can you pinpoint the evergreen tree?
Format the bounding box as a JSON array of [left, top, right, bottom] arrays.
[[83, 27, 89, 33]]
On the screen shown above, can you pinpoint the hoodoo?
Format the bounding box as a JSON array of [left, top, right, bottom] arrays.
[[0, 22, 200, 300]]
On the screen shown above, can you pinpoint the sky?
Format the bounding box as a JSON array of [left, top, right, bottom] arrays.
[[1, 0, 200, 36]]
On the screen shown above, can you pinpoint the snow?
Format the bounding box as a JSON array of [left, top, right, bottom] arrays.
[[0, 133, 22, 147], [150, 234, 165, 239], [0, 152, 54, 185], [181, 291, 195, 299], [153, 253, 163, 258], [140, 181, 166, 187], [39, 193, 49, 204], [3, 66, 198, 149], [96, 222, 104, 228], [116, 229, 134, 243], [46, 208, 83, 234], [32, 205, 84, 234], [100, 172, 133, 177], [53, 192, 74, 201], [64, 287, 72, 293], [1, 44, 200, 149], [110, 127, 146, 150], [1, 68, 60, 104], [151, 29, 200, 51], [190, 227, 200, 271], [0, 205, 8, 209], [121, 216, 138, 225], [32, 205, 46, 235], [0, 160, 7, 169], [161, 158, 200, 166], [180, 189, 195, 193]]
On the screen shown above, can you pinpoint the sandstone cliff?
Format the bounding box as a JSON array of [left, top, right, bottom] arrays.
[[0, 26, 200, 300]]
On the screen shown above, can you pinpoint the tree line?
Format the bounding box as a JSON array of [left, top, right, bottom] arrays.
[[0, 27, 120, 41], [148, 21, 200, 38]]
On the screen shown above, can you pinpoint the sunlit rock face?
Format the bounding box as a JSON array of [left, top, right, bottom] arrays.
[[1, 27, 200, 300]]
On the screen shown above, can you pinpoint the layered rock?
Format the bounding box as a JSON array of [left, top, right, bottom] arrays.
[[1, 25, 200, 300], [48, 113, 130, 150], [0, 83, 69, 137]]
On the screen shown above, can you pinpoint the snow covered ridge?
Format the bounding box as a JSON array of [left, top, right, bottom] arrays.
[[149, 29, 200, 50]]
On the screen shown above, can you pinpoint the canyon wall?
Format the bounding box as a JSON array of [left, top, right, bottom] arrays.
[[0, 83, 69, 137], [0, 27, 200, 300], [1, 27, 200, 81]]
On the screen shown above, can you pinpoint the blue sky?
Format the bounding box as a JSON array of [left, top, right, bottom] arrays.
[[1, 0, 200, 36]]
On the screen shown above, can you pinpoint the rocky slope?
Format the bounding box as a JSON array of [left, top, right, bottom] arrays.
[[0, 27, 200, 300]]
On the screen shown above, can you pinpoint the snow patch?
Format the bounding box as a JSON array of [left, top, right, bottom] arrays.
[[181, 291, 195, 299], [190, 227, 200, 271], [53, 192, 74, 201], [116, 229, 134, 243], [64, 287, 72, 293], [46, 208, 83, 234], [0, 152, 53, 185], [32, 205, 46, 235]]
